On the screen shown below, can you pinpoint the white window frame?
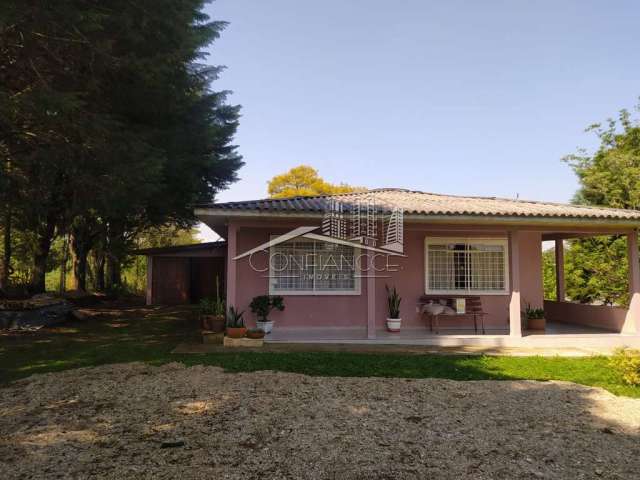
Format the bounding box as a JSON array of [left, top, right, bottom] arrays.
[[268, 236, 361, 296], [424, 237, 510, 295]]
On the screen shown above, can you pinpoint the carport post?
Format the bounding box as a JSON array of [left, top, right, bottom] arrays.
[[367, 250, 376, 339], [509, 231, 522, 337], [226, 223, 237, 310], [623, 229, 640, 334], [554, 239, 565, 302]]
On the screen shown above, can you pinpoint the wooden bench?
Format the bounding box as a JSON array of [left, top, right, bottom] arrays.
[[418, 295, 487, 334]]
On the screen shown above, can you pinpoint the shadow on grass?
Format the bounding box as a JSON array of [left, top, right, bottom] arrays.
[[1, 304, 639, 398]]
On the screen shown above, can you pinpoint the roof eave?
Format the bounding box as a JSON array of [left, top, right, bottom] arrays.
[[194, 208, 640, 230]]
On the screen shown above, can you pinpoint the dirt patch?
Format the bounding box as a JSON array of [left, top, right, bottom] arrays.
[[1, 363, 639, 479]]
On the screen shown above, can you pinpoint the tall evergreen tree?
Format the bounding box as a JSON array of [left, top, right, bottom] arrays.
[[1, 1, 242, 292]]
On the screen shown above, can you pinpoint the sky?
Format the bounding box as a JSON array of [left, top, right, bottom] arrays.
[[198, 0, 639, 240]]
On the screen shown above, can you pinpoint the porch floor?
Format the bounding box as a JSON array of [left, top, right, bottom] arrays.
[[263, 321, 640, 350], [265, 321, 614, 342]]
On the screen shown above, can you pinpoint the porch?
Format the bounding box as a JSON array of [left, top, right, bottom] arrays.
[[264, 320, 640, 350]]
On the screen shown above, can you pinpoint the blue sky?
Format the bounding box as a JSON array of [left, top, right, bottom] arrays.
[[199, 0, 639, 240]]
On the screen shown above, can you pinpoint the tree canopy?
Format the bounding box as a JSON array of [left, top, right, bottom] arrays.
[[268, 165, 362, 198], [0, 0, 242, 294]]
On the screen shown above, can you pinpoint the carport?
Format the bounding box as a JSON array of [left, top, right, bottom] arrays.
[[135, 241, 227, 305]]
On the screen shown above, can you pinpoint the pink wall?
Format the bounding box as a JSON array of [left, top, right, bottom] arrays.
[[231, 222, 545, 333], [544, 300, 626, 332], [372, 228, 523, 331], [518, 231, 544, 309], [234, 226, 368, 329]]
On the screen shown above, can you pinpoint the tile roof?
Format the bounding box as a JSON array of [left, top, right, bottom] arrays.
[[199, 189, 640, 221], [132, 241, 226, 256]]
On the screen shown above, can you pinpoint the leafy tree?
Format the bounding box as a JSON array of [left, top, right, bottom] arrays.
[[558, 103, 640, 306], [542, 248, 557, 300], [564, 236, 628, 306], [565, 106, 640, 209], [268, 165, 361, 198]]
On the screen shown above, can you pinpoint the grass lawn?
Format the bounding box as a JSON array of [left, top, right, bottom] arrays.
[[1, 305, 638, 398]]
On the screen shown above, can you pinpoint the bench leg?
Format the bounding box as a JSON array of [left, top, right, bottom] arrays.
[[473, 315, 477, 334]]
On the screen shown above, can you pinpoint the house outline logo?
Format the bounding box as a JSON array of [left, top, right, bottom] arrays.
[[233, 198, 405, 261]]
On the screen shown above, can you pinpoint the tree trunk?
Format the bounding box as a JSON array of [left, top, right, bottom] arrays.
[[106, 255, 121, 290], [0, 208, 11, 290], [94, 252, 105, 291], [59, 234, 69, 294], [71, 234, 88, 292], [31, 220, 55, 294]]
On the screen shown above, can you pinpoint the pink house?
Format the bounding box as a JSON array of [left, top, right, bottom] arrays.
[[191, 189, 640, 347]]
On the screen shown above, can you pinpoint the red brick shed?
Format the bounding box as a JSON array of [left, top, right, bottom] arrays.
[[135, 241, 227, 305]]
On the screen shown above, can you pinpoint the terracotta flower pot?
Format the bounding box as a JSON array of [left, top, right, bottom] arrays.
[[200, 314, 214, 331], [226, 327, 247, 339], [527, 317, 546, 330], [201, 314, 226, 333], [210, 314, 226, 333], [246, 329, 265, 339]]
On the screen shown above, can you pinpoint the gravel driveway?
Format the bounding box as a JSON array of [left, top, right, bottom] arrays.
[[1, 362, 639, 479]]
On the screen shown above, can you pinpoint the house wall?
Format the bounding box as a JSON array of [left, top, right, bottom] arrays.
[[518, 231, 544, 309], [232, 223, 545, 331], [235, 227, 368, 329]]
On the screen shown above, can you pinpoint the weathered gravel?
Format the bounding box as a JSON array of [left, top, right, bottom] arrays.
[[1, 362, 639, 479]]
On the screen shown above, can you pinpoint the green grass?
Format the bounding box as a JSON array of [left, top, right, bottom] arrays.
[[1, 306, 638, 398]]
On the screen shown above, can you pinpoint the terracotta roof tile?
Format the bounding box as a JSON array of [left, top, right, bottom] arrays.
[[199, 188, 640, 221]]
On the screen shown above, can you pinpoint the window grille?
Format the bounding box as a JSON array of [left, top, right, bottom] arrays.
[[270, 238, 359, 295], [425, 238, 508, 294]]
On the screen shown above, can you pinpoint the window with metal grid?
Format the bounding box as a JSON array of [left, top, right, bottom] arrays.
[[269, 238, 359, 295], [425, 238, 509, 294]]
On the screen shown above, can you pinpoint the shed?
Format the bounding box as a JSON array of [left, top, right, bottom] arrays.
[[135, 241, 227, 305]]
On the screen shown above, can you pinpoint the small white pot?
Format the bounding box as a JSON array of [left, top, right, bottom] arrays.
[[386, 318, 401, 332], [256, 320, 274, 334]]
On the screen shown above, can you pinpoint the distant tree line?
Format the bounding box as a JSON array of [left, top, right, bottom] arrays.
[[0, 1, 242, 295]]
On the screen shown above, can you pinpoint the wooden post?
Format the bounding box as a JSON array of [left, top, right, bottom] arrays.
[[226, 223, 237, 310], [145, 256, 153, 305], [555, 239, 565, 302], [367, 251, 376, 339], [509, 231, 522, 337], [623, 230, 640, 334]]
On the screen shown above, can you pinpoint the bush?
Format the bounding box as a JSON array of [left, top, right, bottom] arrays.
[[610, 348, 640, 386]]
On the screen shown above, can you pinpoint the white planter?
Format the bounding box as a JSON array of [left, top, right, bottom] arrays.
[[256, 320, 274, 334], [386, 318, 401, 332]]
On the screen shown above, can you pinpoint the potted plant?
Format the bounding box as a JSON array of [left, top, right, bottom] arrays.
[[199, 297, 225, 332], [246, 328, 266, 339], [249, 295, 284, 334], [226, 306, 246, 338], [385, 285, 402, 332], [199, 276, 225, 332], [525, 304, 546, 330]]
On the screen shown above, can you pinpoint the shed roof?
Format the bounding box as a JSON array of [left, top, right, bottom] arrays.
[[133, 241, 226, 256]]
